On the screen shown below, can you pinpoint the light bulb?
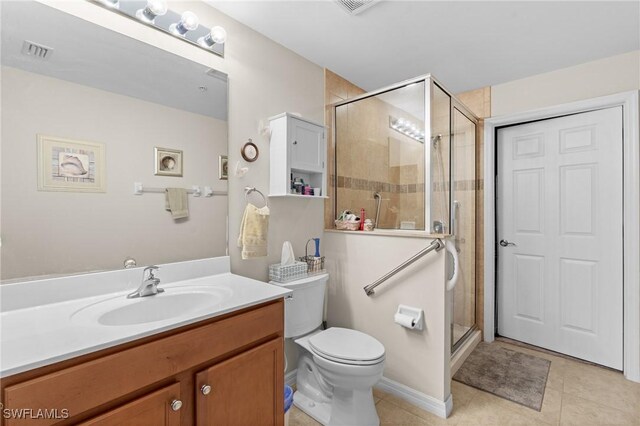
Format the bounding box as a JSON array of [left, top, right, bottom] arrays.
[[170, 11, 199, 36], [136, 0, 167, 23], [181, 11, 199, 30], [210, 26, 227, 44], [198, 26, 227, 48], [147, 0, 167, 15], [99, 0, 119, 8]]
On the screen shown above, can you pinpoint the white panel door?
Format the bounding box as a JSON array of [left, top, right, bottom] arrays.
[[497, 107, 623, 369]]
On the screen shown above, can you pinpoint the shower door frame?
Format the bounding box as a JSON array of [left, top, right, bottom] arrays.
[[331, 75, 432, 234], [450, 99, 480, 353], [483, 91, 640, 382]]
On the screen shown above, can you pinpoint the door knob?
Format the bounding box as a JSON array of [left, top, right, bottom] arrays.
[[499, 239, 516, 247], [201, 384, 212, 395], [170, 399, 183, 411]]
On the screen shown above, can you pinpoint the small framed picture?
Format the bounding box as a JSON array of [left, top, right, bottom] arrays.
[[37, 135, 106, 192], [219, 155, 228, 180], [155, 147, 183, 177]]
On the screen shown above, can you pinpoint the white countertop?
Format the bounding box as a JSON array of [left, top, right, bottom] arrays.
[[0, 259, 290, 378]]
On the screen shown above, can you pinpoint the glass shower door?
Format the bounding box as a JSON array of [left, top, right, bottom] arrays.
[[451, 104, 477, 351]]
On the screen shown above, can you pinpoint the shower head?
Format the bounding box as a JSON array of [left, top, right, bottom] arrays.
[[431, 134, 442, 148]]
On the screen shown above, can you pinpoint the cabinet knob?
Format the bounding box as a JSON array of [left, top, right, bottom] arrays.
[[201, 384, 212, 395], [170, 399, 183, 411], [293, 141, 298, 145]]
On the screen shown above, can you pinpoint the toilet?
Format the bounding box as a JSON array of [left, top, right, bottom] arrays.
[[272, 273, 385, 426]]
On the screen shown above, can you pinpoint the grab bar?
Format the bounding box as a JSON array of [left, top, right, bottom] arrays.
[[363, 239, 444, 296]]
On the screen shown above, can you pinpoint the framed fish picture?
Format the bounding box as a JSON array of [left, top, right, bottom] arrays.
[[37, 135, 106, 192]]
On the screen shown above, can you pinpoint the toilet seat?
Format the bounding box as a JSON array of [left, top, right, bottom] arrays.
[[308, 327, 385, 366]]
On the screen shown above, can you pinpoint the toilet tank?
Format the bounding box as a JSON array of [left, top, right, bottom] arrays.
[[270, 273, 328, 338]]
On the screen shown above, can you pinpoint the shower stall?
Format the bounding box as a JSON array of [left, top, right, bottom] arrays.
[[331, 75, 478, 352]]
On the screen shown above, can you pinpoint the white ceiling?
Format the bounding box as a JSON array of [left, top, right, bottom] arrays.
[[1, 1, 228, 120], [208, 0, 639, 93]]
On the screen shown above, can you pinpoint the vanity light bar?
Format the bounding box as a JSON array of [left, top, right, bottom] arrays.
[[90, 0, 226, 58], [389, 116, 425, 143]]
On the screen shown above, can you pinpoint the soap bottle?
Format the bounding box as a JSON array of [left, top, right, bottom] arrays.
[[360, 208, 366, 231]]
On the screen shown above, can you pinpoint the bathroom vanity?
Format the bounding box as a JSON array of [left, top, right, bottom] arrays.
[[0, 258, 289, 426]]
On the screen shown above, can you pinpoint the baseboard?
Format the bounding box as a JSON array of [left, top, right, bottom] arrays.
[[375, 376, 452, 419], [451, 330, 482, 376], [285, 369, 297, 387]]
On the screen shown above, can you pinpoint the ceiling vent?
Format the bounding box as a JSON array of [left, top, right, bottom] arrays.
[[334, 0, 381, 15], [21, 40, 53, 60]]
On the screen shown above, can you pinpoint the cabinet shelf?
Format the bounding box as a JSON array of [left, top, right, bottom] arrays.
[[268, 194, 328, 199]]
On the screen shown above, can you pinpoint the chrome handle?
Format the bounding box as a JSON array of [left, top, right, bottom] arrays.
[[499, 239, 516, 247], [201, 384, 212, 395], [170, 399, 182, 411], [143, 265, 160, 279]]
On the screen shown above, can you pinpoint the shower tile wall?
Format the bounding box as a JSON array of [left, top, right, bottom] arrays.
[[324, 69, 366, 229]]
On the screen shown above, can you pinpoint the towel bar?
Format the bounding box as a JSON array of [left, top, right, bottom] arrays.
[[244, 186, 268, 207], [133, 183, 227, 197]]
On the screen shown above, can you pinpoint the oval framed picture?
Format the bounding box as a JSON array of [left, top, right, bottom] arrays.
[[241, 140, 259, 162]]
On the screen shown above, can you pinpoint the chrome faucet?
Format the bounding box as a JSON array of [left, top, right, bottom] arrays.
[[127, 266, 164, 298]]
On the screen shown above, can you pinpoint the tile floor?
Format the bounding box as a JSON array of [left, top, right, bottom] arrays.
[[289, 341, 640, 425]]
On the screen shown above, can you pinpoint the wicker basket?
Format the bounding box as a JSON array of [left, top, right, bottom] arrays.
[[268, 261, 308, 283], [299, 238, 326, 274], [299, 255, 325, 274], [334, 220, 360, 231]]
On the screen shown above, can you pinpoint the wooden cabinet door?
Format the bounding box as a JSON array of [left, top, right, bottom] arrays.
[[290, 118, 325, 172], [196, 338, 284, 426], [79, 383, 181, 426]]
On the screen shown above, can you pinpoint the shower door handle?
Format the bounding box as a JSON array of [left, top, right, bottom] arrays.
[[499, 239, 516, 247]]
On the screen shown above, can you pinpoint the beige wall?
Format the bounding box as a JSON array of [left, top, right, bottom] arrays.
[[1, 66, 227, 280], [323, 232, 450, 401], [36, 1, 325, 282], [492, 50, 640, 116]]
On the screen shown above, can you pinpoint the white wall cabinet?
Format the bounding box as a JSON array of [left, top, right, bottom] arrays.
[[269, 113, 327, 198]]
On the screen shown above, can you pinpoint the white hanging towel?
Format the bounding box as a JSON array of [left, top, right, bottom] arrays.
[[237, 203, 270, 259]]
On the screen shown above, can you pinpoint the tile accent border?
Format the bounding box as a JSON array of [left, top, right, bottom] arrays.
[[332, 173, 483, 194], [335, 175, 425, 194]]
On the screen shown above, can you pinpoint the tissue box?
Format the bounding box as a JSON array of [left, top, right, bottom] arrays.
[[269, 261, 308, 283]]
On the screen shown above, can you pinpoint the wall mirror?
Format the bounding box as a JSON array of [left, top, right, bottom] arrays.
[[1, 1, 229, 281]]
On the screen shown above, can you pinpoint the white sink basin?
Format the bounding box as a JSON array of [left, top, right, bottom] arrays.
[[71, 285, 233, 327]]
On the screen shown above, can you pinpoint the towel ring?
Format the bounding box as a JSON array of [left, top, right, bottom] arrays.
[[244, 186, 268, 208]]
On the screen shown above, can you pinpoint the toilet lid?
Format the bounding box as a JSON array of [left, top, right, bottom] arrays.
[[309, 328, 385, 364]]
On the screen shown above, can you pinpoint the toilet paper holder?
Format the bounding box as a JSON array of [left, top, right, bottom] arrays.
[[394, 304, 424, 331]]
